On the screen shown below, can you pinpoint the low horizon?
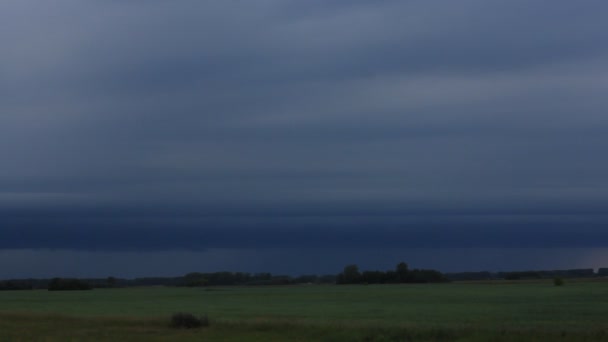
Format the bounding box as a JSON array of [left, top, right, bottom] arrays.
[[1, 247, 607, 279]]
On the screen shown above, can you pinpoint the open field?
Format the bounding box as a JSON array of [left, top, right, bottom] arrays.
[[1, 280, 608, 341]]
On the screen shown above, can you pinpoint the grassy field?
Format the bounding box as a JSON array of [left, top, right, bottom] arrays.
[[1, 280, 608, 341]]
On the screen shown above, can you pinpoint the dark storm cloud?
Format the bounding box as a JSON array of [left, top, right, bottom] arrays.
[[2, 0, 608, 254], [3, 207, 608, 251]]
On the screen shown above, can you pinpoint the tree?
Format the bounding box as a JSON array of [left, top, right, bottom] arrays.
[[361, 271, 385, 284], [339, 264, 361, 284], [396, 262, 409, 283], [48, 278, 91, 291], [107, 276, 117, 288], [182, 273, 208, 287]]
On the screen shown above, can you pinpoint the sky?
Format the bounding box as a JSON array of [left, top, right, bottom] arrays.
[[2, 0, 608, 278]]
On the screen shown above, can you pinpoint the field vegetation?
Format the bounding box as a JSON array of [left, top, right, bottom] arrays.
[[1, 280, 608, 341]]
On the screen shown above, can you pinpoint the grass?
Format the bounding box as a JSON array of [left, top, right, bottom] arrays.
[[1, 280, 608, 340]]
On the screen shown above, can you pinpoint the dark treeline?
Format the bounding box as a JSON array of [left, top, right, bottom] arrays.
[[0, 273, 338, 291], [48, 278, 92, 291], [2, 265, 608, 291], [0, 279, 34, 291], [180, 272, 336, 287], [446, 268, 604, 281], [337, 262, 447, 284], [0, 277, 124, 291]]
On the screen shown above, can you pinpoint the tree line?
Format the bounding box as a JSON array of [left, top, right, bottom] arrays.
[[2, 265, 608, 291], [337, 262, 447, 284], [179, 272, 336, 287], [0, 273, 338, 290], [445, 268, 604, 281]]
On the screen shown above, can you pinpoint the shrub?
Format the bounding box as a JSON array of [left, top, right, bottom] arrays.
[[170, 312, 209, 329], [554, 277, 564, 286]]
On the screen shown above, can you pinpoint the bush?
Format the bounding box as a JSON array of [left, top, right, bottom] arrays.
[[170, 312, 209, 329], [554, 277, 564, 286]]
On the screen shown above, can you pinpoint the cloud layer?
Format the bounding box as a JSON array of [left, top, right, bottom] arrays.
[[2, 1, 608, 257]]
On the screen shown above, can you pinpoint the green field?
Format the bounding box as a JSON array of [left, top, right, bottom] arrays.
[[1, 281, 608, 341]]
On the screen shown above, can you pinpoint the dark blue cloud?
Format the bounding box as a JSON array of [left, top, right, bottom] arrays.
[[2, 201, 608, 251]]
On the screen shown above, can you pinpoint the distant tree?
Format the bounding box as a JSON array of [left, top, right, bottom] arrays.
[[0, 280, 33, 291], [255, 273, 272, 281], [409, 269, 447, 283], [107, 276, 117, 288], [361, 271, 385, 284], [444, 271, 493, 281], [384, 271, 398, 283], [182, 273, 208, 287], [337, 263, 445, 285], [504, 273, 521, 280], [318, 274, 338, 284], [396, 262, 409, 283], [48, 278, 91, 291], [294, 275, 318, 284], [554, 277, 564, 286], [338, 264, 361, 284]]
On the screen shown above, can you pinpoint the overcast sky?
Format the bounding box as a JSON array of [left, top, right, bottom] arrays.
[[2, 1, 608, 277]]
